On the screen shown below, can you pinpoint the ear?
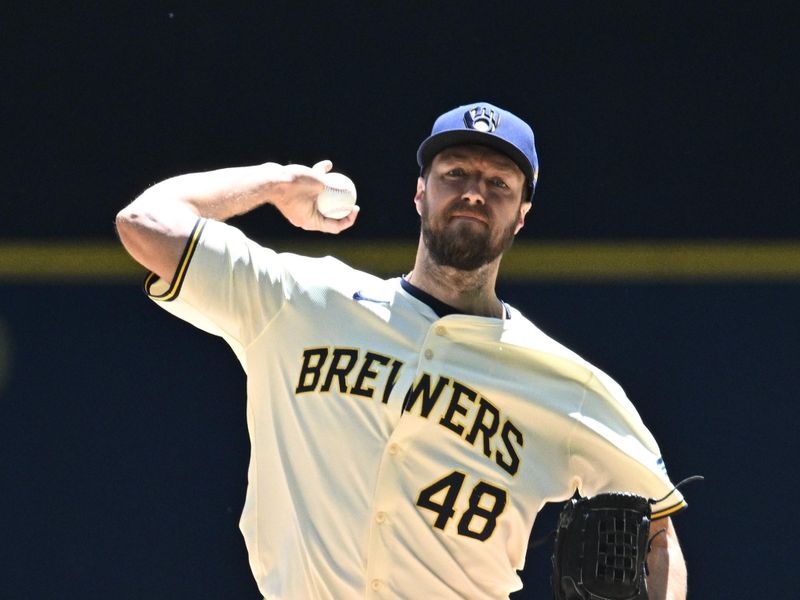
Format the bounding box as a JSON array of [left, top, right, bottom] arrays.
[[514, 202, 532, 234], [414, 177, 425, 216]]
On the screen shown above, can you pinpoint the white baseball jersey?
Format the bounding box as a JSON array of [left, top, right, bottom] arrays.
[[145, 218, 685, 600]]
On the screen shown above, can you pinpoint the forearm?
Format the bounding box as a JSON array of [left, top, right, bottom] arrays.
[[152, 163, 289, 220], [116, 159, 358, 282], [118, 161, 320, 279], [646, 518, 687, 600], [116, 163, 280, 280], [121, 162, 287, 228]]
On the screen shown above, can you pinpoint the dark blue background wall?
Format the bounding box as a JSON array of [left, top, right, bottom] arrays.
[[2, 281, 797, 598], [3, 2, 798, 598], [5, 3, 797, 241]]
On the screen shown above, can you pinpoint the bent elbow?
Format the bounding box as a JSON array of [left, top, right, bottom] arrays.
[[114, 204, 147, 252], [114, 206, 135, 236], [113, 196, 194, 282]]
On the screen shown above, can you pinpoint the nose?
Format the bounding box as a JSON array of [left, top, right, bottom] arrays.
[[461, 176, 486, 204]]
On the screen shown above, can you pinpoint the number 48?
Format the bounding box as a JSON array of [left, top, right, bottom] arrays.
[[416, 471, 507, 541]]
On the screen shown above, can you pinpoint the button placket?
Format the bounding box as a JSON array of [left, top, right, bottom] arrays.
[[365, 432, 409, 596], [365, 321, 452, 595]]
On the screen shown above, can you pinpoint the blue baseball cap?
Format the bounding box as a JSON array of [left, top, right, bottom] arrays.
[[416, 102, 539, 199]]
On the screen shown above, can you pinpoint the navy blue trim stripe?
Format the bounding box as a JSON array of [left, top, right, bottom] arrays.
[[144, 218, 207, 302], [400, 277, 510, 318], [651, 498, 688, 520]]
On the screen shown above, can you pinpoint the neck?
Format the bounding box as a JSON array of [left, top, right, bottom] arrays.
[[407, 239, 505, 318]]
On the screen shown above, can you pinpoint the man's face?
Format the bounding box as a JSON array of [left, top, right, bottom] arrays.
[[415, 145, 531, 271]]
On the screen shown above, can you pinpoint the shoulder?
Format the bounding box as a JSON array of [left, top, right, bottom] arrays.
[[279, 252, 385, 296], [501, 305, 593, 371], [502, 305, 636, 410], [198, 218, 381, 288]]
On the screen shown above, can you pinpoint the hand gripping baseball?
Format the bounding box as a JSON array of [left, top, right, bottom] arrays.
[[272, 160, 359, 234]]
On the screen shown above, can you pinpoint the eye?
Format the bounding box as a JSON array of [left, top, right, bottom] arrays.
[[490, 177, 509, 189], [446, 167, 466, 177]]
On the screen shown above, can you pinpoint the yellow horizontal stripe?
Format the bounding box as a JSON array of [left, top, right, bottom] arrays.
[[502, 240, 800, 281], [1, 240, 800, 282], [652, 499, 688, 520], [0, 241, 144, 282]]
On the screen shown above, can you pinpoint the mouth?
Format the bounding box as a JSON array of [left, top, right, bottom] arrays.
[[449, 210, 489, 225]]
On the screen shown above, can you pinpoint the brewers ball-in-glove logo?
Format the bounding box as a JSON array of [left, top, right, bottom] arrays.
[[464, 106, 501, 132]]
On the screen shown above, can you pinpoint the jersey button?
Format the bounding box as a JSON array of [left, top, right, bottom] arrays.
[[387, 443, 400, 455], [370, 579, 382, 591], [435, 325, 446, 336], [424, 348, 433, 360], [375, 511, 387, 523]]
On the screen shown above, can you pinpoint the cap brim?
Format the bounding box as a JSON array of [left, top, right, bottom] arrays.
[[416, 130, 534, 185]]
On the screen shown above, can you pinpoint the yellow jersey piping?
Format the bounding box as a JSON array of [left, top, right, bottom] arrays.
[[144, 218, 207, 302]]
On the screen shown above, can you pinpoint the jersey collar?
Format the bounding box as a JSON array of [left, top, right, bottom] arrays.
[[400, 277, 510, 320]]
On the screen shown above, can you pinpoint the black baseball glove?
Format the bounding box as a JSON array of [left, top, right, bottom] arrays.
[[551, 492, 652, 600]]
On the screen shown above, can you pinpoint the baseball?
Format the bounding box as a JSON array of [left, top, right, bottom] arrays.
[[316, 172, 357, 219]]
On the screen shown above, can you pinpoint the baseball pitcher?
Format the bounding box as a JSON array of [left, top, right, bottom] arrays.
[[117, 102, 688, 599]]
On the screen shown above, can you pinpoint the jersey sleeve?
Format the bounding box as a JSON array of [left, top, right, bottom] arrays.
[[567, 370, 686, 519], [143, 218, 292, 368]]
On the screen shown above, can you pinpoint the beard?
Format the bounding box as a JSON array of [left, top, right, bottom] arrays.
[[420, 194, 518, 271]]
